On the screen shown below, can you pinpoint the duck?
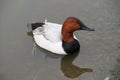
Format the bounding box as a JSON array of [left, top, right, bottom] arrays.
[[27, 17, 95, 55]]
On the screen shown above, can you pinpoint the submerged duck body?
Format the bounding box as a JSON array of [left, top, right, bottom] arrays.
[[28, 17, 95, 55]]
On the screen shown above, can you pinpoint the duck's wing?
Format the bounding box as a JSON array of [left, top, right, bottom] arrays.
[[43, 22, 62, 43], [33, 35, 66, 55]]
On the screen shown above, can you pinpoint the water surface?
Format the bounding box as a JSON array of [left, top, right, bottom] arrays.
[[0, 0, 120, 80]]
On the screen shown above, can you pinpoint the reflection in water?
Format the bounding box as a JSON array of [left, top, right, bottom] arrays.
[[27, 31, 93, 78], [61, 51, 93, 79], [27, 31, 33, 36]]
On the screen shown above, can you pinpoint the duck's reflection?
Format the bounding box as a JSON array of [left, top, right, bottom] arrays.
[[61, 51, 93, 78], [27, 31, 93, 78]]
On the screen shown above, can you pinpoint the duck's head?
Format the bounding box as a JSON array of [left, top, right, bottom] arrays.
[[62, 17, 95, 42], [62, 17, 95, 32]]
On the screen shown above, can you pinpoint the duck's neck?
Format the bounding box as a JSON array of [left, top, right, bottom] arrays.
[[61, 28, 80, 54], [62, 30, 74, 42]]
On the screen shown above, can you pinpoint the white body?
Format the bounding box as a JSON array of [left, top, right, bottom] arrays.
[[32, 20, 78, 55]]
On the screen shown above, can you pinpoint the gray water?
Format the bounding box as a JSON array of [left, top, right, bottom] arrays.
[[0, 0, 120, 80]]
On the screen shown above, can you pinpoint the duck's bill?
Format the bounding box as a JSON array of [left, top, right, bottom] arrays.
[[80, 22, 95, 31], [81, 26, 95, 31]]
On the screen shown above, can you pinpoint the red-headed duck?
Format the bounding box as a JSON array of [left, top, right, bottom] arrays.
[[27, 17, 95, 55]]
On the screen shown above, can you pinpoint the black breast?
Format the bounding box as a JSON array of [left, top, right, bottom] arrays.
[[62, 39, 80, 54]]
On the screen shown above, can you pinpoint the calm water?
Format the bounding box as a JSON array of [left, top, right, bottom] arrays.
[[0, 0, 120, 80]]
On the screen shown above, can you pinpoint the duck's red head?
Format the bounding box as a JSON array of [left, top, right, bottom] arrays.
[[62, 17, 81, 32], [62, 17, 95, 42]]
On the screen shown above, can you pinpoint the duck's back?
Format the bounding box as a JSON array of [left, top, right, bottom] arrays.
[[32, 21, 67, 54], [44, 22, 62, 43]]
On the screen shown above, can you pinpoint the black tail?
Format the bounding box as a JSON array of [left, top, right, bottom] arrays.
[[27, 22, 45, 30]]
